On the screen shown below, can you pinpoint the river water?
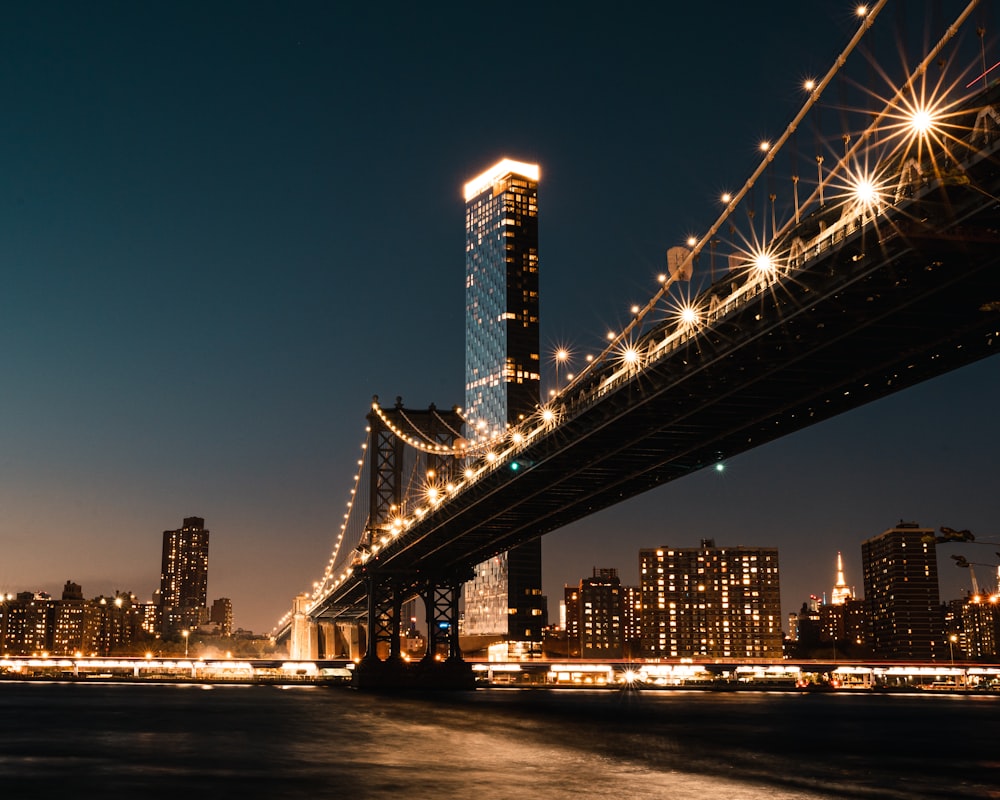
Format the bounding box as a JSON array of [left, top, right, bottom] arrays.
[[0, 682, 995, 799]]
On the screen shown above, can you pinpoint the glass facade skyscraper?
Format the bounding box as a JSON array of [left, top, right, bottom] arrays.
[[463, 158, 540, 432], [462, 159, 545, 647]]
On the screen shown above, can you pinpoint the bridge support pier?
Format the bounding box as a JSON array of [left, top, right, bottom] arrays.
[[289, 593, 318, 660], [333, 620, 362, 660], [352, 572, 473, 690]]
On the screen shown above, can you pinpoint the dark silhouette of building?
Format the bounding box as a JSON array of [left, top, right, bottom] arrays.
[[210, 597, 233, 636], [159, 516, 210, 636], [564, 568, 628, 658], [862, 521, 944, 660], [462, 160, 545, 654]]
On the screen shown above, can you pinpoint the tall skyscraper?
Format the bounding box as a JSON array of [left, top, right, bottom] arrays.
[[640, 540, 783, 659], [159, 516, 210, 636], [861, 521, 944, 660], [462, 159, 545, 651]]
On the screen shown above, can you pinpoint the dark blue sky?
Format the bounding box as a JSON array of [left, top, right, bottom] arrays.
[[1, 2, 997, 632]]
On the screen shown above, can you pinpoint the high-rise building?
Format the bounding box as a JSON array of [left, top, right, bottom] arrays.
[[640, 540, 782, 659], [861, 521, 944, 660], [159, 516, 210, 636], [563, 585, 581, 657], [463, 158, 540, 434], [621, 585, 643, 657], [462, 159, 545, 651], [564, 568, 625, 658], [575, 568, 624, 658]]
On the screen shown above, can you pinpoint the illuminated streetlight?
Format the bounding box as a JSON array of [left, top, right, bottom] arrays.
[[949, 633, 958, 664], [852, 177, 878, 206], [803, 78, 815, 92], [908, 107, 937, 136], [550, 347, 569, 395], [753, 252, 776, 275], [182, 629, 190, 658], [720, 192, 732, 204]]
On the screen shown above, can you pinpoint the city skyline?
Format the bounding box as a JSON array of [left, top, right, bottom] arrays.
[[1, 2, 998, 633]]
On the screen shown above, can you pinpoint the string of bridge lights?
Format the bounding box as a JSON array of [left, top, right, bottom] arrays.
[[278, 0, 995, 634]]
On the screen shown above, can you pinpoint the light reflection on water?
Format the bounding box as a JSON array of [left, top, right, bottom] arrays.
[[0, 682, 996, 799]]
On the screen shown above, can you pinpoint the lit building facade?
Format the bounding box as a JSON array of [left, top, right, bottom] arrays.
[[1, 584, 151, 656], [564, 568, 624, 658], [563, 585, 581, 657], [159, 516, 210, 636], [946, 564, 1000, 661], [621, 585, 643, 656], [462, 160, 545, 649], [463, 158, 540, 435], [1, 592, 52, 655], [640, 540, 782, 659], [861, 521, 944, 660]]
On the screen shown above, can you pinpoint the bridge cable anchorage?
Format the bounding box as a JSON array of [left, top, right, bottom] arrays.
[[571, 0, 891, 390]]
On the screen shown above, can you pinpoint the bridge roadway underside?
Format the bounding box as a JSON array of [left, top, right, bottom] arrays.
[[315, 156, 1000, 622]]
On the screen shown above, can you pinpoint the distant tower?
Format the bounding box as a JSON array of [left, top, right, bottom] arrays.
[[862, 521, 943, 659], [462, 159, 545, 653], [830, 551, 853, 605], [159, 516, 210, 636]]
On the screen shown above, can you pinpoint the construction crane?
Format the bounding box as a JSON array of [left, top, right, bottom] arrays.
[[950, 554, 1000, 598]]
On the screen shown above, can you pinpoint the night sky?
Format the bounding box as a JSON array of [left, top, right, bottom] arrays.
[[2, 2, 997, 634]]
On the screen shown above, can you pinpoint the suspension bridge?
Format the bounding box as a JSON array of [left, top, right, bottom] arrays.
[[275, 1, 1000, 688]]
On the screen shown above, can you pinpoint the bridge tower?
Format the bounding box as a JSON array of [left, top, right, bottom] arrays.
[[353, 398, 474, 689], [289, 593, 318, 660]]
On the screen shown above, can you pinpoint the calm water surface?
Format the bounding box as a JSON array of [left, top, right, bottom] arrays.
[[0, 682, 996, 799]]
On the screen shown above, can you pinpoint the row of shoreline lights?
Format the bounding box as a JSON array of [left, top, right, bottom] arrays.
[[282, 2, 978, 629]]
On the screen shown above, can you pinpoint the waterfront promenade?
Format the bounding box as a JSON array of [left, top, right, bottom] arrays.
[[3, 655, 998, 693]]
